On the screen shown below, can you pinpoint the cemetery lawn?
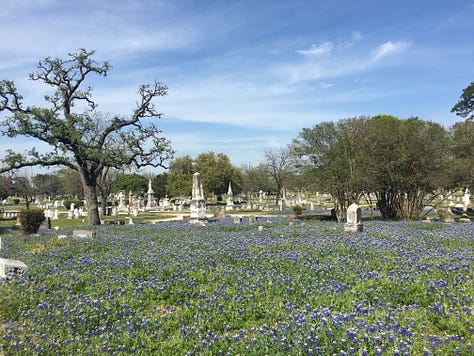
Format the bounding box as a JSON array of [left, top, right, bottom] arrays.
[[1, 218, 473, 355]]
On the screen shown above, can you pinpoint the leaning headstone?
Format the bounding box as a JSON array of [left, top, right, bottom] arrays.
[[73, 229, 96, 238], [344, 203, 363, 233], [233, 216, 242, 224], [249, 215, 257, 224], [0, 258, 28, 280], [190, 172, 207, 222]]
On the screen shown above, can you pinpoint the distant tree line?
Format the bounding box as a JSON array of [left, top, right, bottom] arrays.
[[1, 49, 473, 223]]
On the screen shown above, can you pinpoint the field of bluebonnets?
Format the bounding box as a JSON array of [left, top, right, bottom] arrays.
[[1, 216, 473, 355]]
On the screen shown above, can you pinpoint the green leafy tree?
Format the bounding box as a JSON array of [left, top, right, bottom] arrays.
[[0, 49, 174, 225], [152, 173, 169, 204], [114, 174, 148, 197], [451, 81, 474, 121], [194, 152, 243, 198], [166, 155, 194, 197], [291, 118, 368, 221], [364, 116, 450, 219], [447, 120, 474, 191]]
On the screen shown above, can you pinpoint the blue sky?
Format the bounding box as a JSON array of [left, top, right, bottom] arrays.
[[1, 0, 473, 173]]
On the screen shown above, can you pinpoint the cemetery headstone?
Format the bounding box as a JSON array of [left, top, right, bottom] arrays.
[[190, 172, 207, 222], [0, 258, 28, 280], [73, 229, 96, 238], [226, 182, 234, 211], [344, 203, 363, 233], [146, 180, 155, 209], [463, 189, 471, 212]]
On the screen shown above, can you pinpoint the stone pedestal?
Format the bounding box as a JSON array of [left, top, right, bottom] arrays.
[[190, 172, 207, 223], [190, 198, 207, 221]]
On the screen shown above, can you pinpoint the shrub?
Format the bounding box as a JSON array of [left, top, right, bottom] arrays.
[[19, 207, 45, 234], [293, 205, 303, 216], [13, 198, 20, 205]]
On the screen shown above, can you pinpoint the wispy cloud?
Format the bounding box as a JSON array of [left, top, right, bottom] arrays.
[[372, 41, 411, 61], [297, 42, 333, 56], [278, 35, 412, 83]]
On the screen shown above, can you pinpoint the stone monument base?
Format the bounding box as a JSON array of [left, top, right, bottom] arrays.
[[344, 223, 363, 233], [190, 198, 207, 222]]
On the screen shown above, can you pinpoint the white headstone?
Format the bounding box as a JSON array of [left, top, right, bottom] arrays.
[[73, 230, 96, 238], [190, 172, 207, 221], [0, 258, 28, 279], [463, 189, 470, 212], [344, 203, 363, 233], [226, 182, 234, 211], [146, 180, 155, 209]]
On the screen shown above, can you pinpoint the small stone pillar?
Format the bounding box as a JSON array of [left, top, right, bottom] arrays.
[[344, 203, 363, 233]]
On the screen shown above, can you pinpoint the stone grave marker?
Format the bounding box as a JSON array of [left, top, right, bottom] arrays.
[[73, 229, 96, 238], [190, 172, 207, 222], [0, 258, 28, 280], [225, 182, 234, 211], [344, 203, 363, 232]]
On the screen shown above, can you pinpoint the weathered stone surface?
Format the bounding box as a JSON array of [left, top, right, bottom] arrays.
[[344, 203, 363, 233], [0, 258, 28, 279], [190, 172, 207, 222], [72, 229, 96, 238]]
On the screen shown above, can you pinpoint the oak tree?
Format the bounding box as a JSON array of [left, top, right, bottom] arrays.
[[0, 49, 174, 225]]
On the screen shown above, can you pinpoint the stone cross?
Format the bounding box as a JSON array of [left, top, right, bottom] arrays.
[[344, 203, 363, 232]]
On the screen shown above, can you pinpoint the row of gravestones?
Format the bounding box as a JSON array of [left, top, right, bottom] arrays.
[[2, 202, 468, 281]]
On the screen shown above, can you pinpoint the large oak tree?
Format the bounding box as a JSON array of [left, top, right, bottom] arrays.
[[0, 49, 174, 225]]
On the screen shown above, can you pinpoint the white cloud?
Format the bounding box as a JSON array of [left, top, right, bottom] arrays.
[[372, 41, 411, 61], [297, 42, 333, 56]]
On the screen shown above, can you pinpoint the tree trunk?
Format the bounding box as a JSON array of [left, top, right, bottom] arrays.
[[79, 169, 101, 226], [83, 183, 101, 225], [100, 191, 108, 218]]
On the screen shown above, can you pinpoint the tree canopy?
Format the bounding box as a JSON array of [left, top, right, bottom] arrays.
[[451, 81, 474, 121], [0, 49, 174, 225]]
